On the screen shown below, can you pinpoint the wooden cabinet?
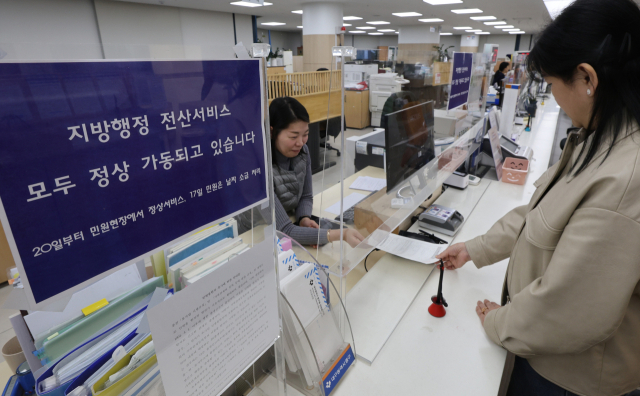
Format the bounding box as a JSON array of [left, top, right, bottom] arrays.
[[345, 90, 370, 129]]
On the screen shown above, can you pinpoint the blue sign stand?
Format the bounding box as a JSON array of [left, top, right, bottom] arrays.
[[447, 52, 474, 110], [0, 60, 268, 308]]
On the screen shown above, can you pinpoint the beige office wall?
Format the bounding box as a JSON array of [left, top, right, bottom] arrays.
[[0, 0, 103, 60]]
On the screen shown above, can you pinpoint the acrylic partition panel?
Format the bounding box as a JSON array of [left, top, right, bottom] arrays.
[[0, 42, 287, 396], [307, 49, 492, 305]]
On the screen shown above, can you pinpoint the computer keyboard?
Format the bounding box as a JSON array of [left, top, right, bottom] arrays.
[[334, 190, 378, 224]]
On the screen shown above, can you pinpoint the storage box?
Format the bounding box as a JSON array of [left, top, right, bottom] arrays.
[[501, 157, 529, 185]]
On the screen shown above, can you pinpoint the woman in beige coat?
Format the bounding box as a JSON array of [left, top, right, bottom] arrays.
[[437, 0, 640, 395]]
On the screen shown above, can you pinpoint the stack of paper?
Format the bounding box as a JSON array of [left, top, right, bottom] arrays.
[[370, 232, 447, 265], [349, 176, 387, 192]]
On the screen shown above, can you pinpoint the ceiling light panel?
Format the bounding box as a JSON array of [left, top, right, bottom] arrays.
[[510, 31, 525, 34], [297, 26, 303, 28], [440, 32, 453, 35], [419, 18, 444, 22], [477, 32, 490, 34], [502, 28, 520, 31], [466, 29, 482, 32], [343, 16, 363, 20], [378, 29, 396, 32], [343, 23, 352, 26], [349, 30, 365, 33], [470, 16, 496, 20], [291, 10, 302, 14], [423, 0, 462, 4], [369, 32, 384, 35], [230, 1, 272, 6], [451, 8, 483, 14], [392, 12, 422, 17], [453, 26, 472, 29], [485, 21, 506, 25], [261, 22, 285, 26], [496, 25, 514, 28], [356, 26, 376, 29], [367, 21, 391, 25]]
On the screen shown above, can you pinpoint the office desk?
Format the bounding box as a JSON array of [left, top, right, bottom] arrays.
[[329, 96, 561, 395]]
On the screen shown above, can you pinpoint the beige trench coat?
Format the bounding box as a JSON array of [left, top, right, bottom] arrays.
[[466, 124, 640, 396]]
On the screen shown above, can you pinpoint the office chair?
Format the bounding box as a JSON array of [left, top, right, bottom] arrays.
[[319, 116, 342, 157]]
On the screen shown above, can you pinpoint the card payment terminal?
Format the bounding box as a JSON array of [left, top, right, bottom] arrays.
[[418, 204, 464, 236]]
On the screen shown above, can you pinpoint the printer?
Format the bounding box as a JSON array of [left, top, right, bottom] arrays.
[[481, 133, 534, 162], [369, 73, 409, 127]]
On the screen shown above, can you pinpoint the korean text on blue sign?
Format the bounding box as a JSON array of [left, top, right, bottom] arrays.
[[0, 60, 267, 305], [321, 345, 355, 396], [448, 53, 474, 110]]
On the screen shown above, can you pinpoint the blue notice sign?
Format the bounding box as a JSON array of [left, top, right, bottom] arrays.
[[448, 52, 474, 110], [0, 60, 267, 305]]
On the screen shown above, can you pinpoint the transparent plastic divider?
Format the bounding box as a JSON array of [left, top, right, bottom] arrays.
[[313, 48, 492, 280]]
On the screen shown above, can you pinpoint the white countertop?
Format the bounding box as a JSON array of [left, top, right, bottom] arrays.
[[332, 97, 561, 396]]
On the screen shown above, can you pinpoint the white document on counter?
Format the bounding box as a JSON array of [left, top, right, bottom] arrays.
[[350, 176, 386, 192], [324, 192, 367, 215], [373, 233, 447, 265]]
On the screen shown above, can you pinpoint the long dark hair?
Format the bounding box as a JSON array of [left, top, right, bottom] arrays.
[[527, 0, 640, 175], [269, 97, 310, 164]]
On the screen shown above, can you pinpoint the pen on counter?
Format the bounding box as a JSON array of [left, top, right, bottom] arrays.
[[419, 230, 448, 244]]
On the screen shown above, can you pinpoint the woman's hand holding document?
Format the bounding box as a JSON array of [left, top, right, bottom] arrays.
[[369, 231, 448, 264]]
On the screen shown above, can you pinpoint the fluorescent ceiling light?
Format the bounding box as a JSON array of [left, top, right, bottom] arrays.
[[369, 32, 384, 35], [477, 32, 490, 34], [440, 32, 453, 35], [471, 16, 496, 20], [419, 18, 444, 22], [343, 16, 363, 20], [510, 31, 525, 34], [395, 31, 399, 34], [466, 29, 482, 32], [261, 22, 285, 26], [423, 0, 463, 4], [378, 29, 396, 32], [349, 30, 366, 33], [495, 25, 514, 28], [485, 21, 506, 25], [343, 23, 352, 26], [544, 0, 573, 19], [356, 26, 376, 29], [291, 10, 302, 14], [230, 1, 272, 6], [454, 26, 472, 29], [392, 12, 422, 17], [297, 26, 303, 28], [367, 21, 391, 25], [502, 28, 520, 31], [451, 8, 483, 14]]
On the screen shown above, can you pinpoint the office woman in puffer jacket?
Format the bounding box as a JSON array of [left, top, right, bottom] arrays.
[[437, 0, 640, 395], [268, 97, 363, 248]]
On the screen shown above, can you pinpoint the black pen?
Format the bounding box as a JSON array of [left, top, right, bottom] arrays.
[[419, 229, 448, 244]]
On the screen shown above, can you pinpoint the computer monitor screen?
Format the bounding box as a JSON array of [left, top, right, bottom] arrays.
[[384, 101, 436, 193]]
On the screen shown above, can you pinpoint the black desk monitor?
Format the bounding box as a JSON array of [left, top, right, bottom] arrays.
[[384, 101, 436, 194]]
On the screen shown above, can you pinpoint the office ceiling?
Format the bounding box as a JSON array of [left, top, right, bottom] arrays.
[[116, 0, 551, 35]]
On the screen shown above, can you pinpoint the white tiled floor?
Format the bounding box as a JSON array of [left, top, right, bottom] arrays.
[[0, 283, 18, 364]]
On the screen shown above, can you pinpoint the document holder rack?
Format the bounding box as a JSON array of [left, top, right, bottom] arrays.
[[276, 232, 356, 396]]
